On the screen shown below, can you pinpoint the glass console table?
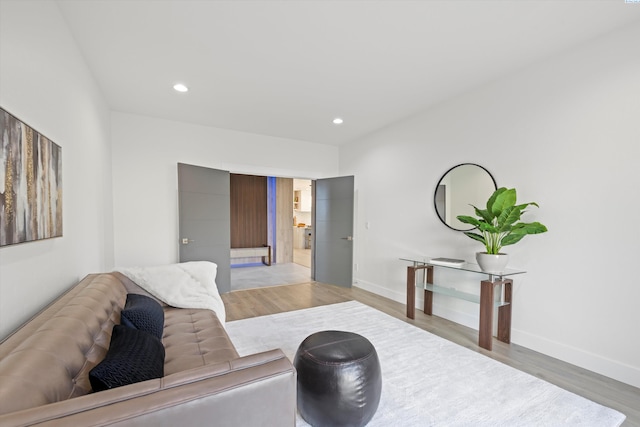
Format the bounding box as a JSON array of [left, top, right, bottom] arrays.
[[400, 257, 525, 351]]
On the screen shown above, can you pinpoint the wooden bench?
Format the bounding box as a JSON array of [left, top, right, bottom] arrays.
[[230, 245, 271, 266]]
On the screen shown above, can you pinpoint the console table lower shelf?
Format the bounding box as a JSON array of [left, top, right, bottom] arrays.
[[406, 264, 513, 351]]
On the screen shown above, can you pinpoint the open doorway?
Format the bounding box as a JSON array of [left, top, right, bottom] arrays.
[[230, 175, 313, 291], [293, 178, 312, 269]]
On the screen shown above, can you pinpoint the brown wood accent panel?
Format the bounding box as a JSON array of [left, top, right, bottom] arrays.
[[276, 178, 293, 263], [230, 174, 267, 248]]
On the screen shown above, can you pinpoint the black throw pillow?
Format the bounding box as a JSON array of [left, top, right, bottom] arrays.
[[121, 293, 164, 340], [89, 325, 165, 392]]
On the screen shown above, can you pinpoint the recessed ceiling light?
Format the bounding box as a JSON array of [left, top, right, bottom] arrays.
[[173, 83, 189, 93], [332, 117, 344, 125]]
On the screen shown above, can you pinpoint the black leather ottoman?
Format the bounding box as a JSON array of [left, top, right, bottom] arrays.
[[294, 330, 382, 427]]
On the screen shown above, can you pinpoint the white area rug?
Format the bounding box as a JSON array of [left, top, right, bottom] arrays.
[[226, 301, 625, 427]]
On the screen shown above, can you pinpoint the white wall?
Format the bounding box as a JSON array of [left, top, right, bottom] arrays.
[[341, 23, 640, 388], [0, 1, 113, 338], [111, 112, 339, 268]]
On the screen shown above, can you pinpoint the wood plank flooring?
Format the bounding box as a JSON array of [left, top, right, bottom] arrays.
[[222, 281, 640, 426]]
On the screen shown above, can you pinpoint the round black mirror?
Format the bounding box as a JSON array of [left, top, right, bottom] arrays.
[[434, 163, 497, 231]]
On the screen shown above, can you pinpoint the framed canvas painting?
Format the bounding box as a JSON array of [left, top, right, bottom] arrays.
[[1, 108, 62, 246]]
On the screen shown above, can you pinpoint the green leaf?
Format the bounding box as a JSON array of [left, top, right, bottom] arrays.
[[491, 188, 517, 216], [515, 202, 539, 210], [474, 206, 494, 223], [486, 187, 507, 212], [511, 222, 548, 235], [497, 206, 522, 230], [501, 233, 526, 246], [456, 215, 481, 226], [477, 222, 499, 233], [463, 232, 486, 245]]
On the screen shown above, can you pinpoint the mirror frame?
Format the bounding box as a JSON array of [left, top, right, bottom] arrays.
[[434, 163, 497, 231]]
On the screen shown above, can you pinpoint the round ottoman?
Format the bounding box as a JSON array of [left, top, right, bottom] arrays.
[[294, 330, 382, 427]]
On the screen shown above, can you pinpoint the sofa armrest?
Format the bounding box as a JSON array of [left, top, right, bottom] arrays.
[[0, 349, 296, 427]]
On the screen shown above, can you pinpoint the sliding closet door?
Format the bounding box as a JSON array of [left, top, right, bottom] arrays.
[[178, 163, 231, 293]]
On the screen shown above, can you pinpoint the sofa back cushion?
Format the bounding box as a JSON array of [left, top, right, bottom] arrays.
[[89, 324, 165, 391], [121, 294, 164, 339], [0, 274, 127, 415]]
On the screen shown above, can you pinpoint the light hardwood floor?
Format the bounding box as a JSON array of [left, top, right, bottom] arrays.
[[222, 281, 640, 426]]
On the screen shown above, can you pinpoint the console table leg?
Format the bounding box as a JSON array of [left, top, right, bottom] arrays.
[[424, 266, 433, 315], [497, 279, 513, 343], [406, 266, 416, 319], [406, 265, 432, 319], [479, 280, 494, 350], [424, 290, 433, 316]]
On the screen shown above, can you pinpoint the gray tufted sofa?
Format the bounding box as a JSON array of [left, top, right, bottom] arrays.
[[0, 272, 296, 426]]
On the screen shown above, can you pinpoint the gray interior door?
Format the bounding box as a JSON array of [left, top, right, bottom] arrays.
[[178, 163, 231, 293], [313, 176, 354, 287]]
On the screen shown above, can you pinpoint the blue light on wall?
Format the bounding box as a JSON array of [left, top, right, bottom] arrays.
[[267, 176, 277, 262]]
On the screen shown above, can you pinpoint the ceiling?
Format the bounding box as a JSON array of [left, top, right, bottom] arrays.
[[56, 0, 640, 146]]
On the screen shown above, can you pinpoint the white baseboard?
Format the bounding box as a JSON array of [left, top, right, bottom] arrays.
[[354, 279, 401, 302], [353, 279, 640, 389], [512, 329, 640, 389]]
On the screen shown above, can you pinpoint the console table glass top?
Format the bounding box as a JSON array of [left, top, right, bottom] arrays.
[[399, 256, 525, 278]]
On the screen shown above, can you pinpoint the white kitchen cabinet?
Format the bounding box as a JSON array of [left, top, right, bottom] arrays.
[[293, 226, 306, 249], [300, 187, 312, 211], [293, 179, 313, 212]]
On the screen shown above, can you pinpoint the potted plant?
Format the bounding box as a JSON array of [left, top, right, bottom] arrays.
[[456, 187, 548, 272]]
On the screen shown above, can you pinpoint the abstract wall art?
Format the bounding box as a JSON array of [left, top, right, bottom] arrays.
[[1, 108, 62, 246]]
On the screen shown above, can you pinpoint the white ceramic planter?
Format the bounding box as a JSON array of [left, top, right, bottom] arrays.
[[476, 252, 509, 273]]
